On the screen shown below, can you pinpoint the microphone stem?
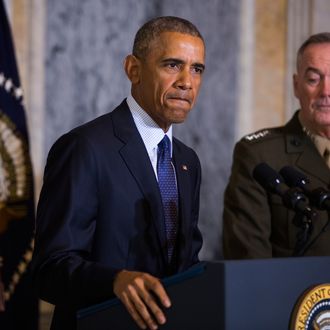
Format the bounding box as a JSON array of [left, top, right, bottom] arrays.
[[292, 214, 313, 257], [294, 211, 330, 257]]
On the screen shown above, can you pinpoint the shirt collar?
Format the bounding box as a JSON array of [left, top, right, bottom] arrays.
[[298, 111, 330, 156], [127, 94, 173, 155]]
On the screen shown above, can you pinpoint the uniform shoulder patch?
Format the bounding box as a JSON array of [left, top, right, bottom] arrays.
[[243, 129, 270, 142]]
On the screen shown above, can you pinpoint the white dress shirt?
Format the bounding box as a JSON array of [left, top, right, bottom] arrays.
[[126, 94, 173, 179]]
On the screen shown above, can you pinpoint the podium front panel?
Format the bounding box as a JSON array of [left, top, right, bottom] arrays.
[[77, 257, 330, 329]]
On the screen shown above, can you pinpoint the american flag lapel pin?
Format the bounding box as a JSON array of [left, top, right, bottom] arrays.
[[182, 164, 188, 171]]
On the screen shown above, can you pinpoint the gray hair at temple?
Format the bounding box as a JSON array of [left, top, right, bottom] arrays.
[[132, 16, 205, 59], [296, 32, 330, 70]]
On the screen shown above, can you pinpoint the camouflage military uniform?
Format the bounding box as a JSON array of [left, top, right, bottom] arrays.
[[223, 111, 330, 258]]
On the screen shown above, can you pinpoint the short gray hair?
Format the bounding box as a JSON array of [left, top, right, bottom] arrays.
[[132, 16, 204, 59], [297, 32, 330, 70]]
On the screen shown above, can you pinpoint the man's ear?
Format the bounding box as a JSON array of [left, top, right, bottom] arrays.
[[293, 73, 299, 98], [124, 55, 140, 84]]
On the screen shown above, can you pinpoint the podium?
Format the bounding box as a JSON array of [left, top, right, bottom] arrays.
[[77, 257, 330, 329]]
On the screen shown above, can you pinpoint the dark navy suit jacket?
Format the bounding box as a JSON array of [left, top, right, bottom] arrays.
[[32, 100, 202, 329]]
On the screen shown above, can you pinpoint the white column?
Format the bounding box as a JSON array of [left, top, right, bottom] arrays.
[[286, 0, 312, 119], [26, 0, 46, 199], [3, 0, 12, 20], [236, 0, 255, 140]]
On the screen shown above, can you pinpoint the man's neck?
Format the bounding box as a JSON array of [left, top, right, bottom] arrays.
[[298, 111, 330, 139]]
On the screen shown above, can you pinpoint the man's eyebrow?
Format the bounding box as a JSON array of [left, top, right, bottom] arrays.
[[304, 67, 322, 75], [161, 58, 184, 64], [161, 58, 205, 70]]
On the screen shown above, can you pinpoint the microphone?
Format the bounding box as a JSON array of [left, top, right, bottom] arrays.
[[279, 166, 330, 211], [253, 163, 316, 219]]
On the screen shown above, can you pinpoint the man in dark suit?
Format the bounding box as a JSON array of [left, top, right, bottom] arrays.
[[223, 32, 330, 259], [32, 16, 205, 330]]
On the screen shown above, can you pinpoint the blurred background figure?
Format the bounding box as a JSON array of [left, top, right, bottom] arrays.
[[0, 0, 38, 328]]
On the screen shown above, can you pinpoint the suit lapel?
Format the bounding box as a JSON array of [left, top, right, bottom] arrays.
[[296, 142, 330, 185], [284, 113, 330, 186], [173, 139, 192, 264], [111, 101, 167, 262]]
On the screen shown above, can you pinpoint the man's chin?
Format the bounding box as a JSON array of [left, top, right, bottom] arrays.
[[314, 115, 330, 130], [171, 118, 186, 124], [170, 109, 191, 124]]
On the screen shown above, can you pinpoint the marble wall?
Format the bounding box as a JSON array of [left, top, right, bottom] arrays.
[[45, 0, 240, 260], [9, 0, 329, 261]]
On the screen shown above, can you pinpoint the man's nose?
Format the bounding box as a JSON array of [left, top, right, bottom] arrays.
[[320, 76, 330, 97], [175, 68, 192, 90]]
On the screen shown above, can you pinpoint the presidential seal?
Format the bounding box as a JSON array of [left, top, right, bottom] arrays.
[[290, 284, 330, 330]]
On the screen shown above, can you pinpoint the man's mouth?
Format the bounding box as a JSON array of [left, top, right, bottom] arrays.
[[167, 95, 191, 104], [315, 103, 330, 110]]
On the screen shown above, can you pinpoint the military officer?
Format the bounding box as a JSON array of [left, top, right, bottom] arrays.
[[223, 32, 330, 258]]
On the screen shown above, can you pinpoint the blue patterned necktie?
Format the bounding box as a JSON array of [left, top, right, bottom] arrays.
[[157, 135, 178, 261]]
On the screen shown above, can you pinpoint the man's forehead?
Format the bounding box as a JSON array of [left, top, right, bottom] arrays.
[[302, 44, 330, 62], [154, 31, 204, 47], [149, 33, 205, 61], [299, 43, 330, 72]]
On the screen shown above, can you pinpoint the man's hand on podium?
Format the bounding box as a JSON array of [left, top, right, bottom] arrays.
[[113, 270, 171, 329]]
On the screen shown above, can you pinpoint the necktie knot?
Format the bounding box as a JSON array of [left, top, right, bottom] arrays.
[[158, 135, 171, 157], [324, 148, 330, 168], [305, 132, 330, 168]]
